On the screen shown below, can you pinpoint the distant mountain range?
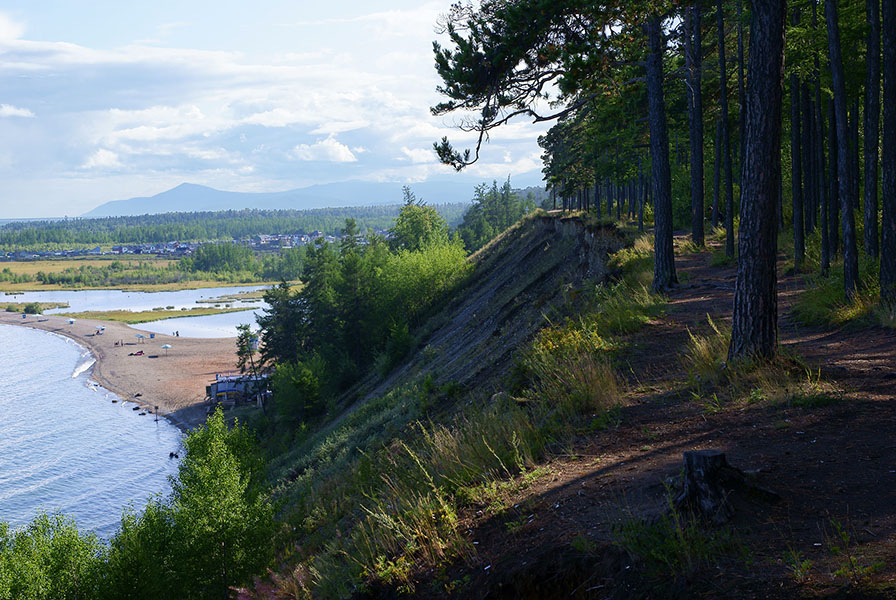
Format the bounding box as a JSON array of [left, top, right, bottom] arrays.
[[83, 179, 544, 218]]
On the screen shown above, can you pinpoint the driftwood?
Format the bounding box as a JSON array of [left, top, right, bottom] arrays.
[[675, 449, 779, 523]]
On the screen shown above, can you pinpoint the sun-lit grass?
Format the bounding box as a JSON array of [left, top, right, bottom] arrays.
[[55, 306, 253, 324], [793, 261, 891, 329], [683, 315, 841, 409], [608, 231, 655, 287]]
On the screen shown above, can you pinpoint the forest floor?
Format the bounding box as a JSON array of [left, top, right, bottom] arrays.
[[425, 235, 896, 599]]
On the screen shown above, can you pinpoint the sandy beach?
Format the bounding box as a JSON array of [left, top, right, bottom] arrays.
[[0, 311, 241, 430]]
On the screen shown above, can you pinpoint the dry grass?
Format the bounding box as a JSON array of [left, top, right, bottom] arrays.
[[1, 257, 175, 276]]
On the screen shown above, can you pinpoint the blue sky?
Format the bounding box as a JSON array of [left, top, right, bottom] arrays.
[[0, 2, 547, 217]]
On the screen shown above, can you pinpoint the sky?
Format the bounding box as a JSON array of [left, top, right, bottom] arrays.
[[0, 1, 548, 218]]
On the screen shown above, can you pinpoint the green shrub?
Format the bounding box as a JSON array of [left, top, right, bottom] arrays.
[[0, 513, 105, 599]]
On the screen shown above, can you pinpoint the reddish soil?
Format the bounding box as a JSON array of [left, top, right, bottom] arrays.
[[405, 239, 896, 599]]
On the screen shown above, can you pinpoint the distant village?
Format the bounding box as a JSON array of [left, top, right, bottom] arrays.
[[1, 229, 391, 261]]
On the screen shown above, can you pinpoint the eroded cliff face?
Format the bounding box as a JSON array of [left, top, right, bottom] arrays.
[[352, 212, 627, 402]]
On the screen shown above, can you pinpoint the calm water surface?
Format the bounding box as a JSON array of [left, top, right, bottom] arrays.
[[0, 324, 182, 539], [5, 284, 270, 338], [139, 308, 264, 338]]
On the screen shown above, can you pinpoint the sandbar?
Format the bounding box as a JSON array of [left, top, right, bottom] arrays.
[[0, 311, 241, 430]]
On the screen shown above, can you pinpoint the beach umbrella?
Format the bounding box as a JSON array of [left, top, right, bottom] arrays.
[[135, 333, 145, 343], [161, 344, 171, 355]]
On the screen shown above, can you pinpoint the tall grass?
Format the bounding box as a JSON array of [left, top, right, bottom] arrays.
[[793, 260, 892, 328], [290, 398, 550, 597], [266, 223, 664, 597], [683, 316, 840, 406]]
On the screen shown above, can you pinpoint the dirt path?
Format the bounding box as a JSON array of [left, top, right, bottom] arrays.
[[445, 240, 896, 599]]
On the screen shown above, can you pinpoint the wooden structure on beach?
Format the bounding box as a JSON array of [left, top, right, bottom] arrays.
[[205, 372, 269, 409]]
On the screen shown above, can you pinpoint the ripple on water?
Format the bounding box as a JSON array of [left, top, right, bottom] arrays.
[[0, 324, 182, 539]]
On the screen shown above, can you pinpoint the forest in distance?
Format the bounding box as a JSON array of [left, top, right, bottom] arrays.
[[4, 0, 896, 599], [0, 182, 542, 289]]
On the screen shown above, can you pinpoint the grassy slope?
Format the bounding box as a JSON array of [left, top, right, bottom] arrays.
[[250, 216, 896, 599], [251, 213, 672, 598]]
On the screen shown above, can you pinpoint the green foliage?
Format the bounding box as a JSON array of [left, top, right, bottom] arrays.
[[0, 513, 105, 600], [22, 302, 42, 314], [256, 233, 470, 396], [389, 190, 450, 252], [825, 518, 885, 586], [456, 178, 537, 252], [104, 500, 179, 600], [184, 242, 255, 273], [0, 408, 274, 600], [271, 359, 325, 425], [613, 496, 742, 584], [783, 548, 813, 585], [167, 409, 274, 598]]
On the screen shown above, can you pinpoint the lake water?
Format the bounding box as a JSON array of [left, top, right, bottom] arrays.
[[4, 284, 270, 338], [139, 308, 264, 338], [0, 324, 182, 539], [3, 285, 268, 314]]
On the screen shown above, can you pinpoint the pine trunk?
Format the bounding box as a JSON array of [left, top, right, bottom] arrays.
[[738, 0, 747, 170], [713, 119, 722, 228], [802, 85, 814, 235], [881, 0, 896, 306], [719, 0, 735, 258], [790, 43, 804, 270], [826, 0, 860, 301], [864, 0, 881, 257], [647, 14, 677, 291], [729, 0, 785, 361], [818, 92, 830, 275], [688, 4, 705, 246], [829, 98, 840, 256]]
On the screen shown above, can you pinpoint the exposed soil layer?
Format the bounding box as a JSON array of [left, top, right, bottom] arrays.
[[386, 237, 896, 599]]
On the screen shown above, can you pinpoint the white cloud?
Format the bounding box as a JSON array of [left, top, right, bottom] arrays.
[[83, 149, 122, 169], [293, 136, 357, 163], [310, 120, 369, 135], [243, 108, 306, 128], [400, 146, 435, 164], [0, 13, 24, 42], [0, 2, 550, 217], [0, 104, 34, 118]]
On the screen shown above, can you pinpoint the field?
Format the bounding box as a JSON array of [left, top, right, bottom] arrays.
[[1, 257, 177, 276]]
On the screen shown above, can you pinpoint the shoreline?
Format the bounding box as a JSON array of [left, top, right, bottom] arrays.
[[0, 312, 241, 431]]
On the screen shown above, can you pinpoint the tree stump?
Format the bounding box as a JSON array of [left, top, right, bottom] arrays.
[[676, 450, 735, 523], [675, 450, 780, 523]]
